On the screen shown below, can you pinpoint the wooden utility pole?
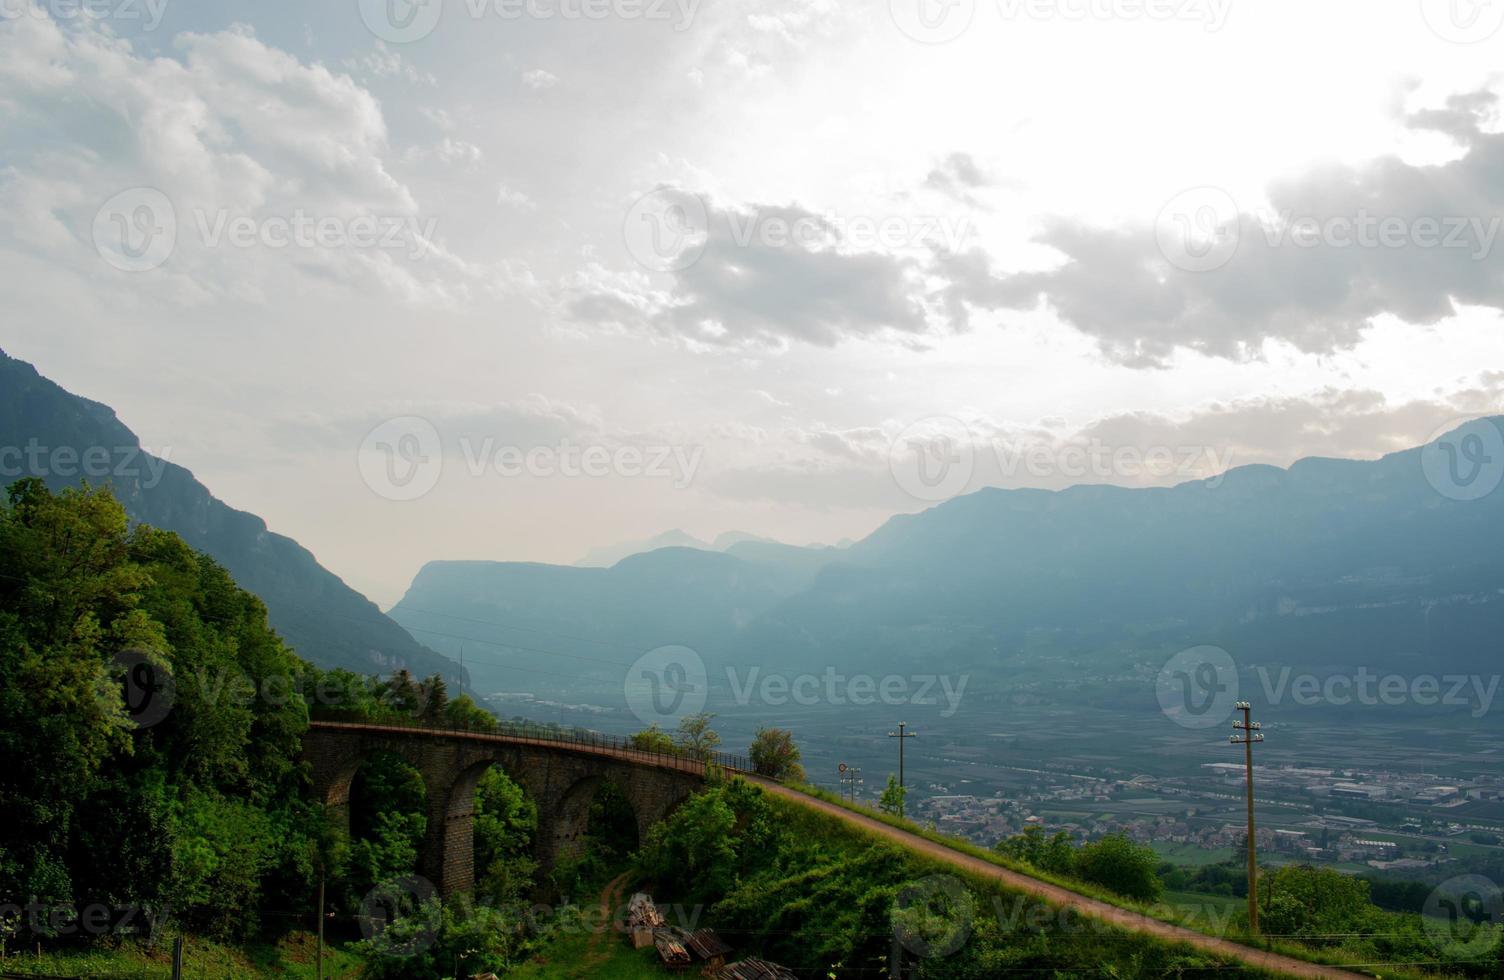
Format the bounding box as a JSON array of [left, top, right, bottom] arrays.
[[1229, 700, 1264, 935], [316, 868, 325, 980], [888, 722, 916, 819]]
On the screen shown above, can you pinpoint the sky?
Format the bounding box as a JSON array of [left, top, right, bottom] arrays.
[[3, 0, 1504, 605]]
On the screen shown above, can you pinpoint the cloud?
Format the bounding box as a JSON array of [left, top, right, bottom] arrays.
[[567, 196, 932, 348], [698, 376, 1504, 510], [343, 41, 436, 85], [924, 152, 993, 207], [522, 69, 559, 90], [941, 89, 1504, 367], [0, 8, 488, 309]]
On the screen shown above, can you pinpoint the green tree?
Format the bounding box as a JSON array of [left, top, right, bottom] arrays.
[[0, 480, 316, 940], [676, 711, 721, 760], [629, 723, 677, 754], [1074, 834, 1162, 902], [878, 774, 907, 818], [1260, 864, 1374, 940], [994, 825, 1076, 876], [639, 785, 738, 895], [472, 767, 537, 905], [749, 726, 805, 781], [419, 672, 449, 723]]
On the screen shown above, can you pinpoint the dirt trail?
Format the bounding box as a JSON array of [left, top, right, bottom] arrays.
[[748, 777, 1369, 980], [582, 871, 632, 969]]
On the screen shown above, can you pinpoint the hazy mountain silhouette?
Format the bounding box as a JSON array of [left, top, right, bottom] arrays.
[[397, 419, 1504, 710], [0, 350, 465, 686]]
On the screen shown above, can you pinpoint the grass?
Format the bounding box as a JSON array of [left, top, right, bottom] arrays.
[[1150, 841, 1239, 865], [778, 780, 1456, 980], [0, 931, 366, 979], [507, 929, 667, 980]]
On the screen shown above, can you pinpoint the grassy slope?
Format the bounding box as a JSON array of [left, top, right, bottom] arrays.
[[0, 932, 365, 979]]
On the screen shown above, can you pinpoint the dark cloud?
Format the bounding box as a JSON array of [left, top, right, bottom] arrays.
[[924, 152, 992, 206], [569, 200, 929, 347]]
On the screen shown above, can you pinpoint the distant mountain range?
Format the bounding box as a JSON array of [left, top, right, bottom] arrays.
[[0, 350, 464, 686], [572, 528, 849, 567], [394, 420, 1504, 722]]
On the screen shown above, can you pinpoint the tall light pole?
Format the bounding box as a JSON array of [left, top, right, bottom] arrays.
[[888, 722, 916, 819], [1229, 700, 1264, 935]]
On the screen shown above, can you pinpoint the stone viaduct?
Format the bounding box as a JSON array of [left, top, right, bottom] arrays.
[[302, 720, 723, 896]]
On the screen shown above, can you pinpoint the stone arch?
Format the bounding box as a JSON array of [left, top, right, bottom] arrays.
[[435, 755, 542, 899], [301, 724, 707, 898]]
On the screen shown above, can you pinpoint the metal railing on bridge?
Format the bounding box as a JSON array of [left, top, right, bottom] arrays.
[[307, 713, 754, 777]]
